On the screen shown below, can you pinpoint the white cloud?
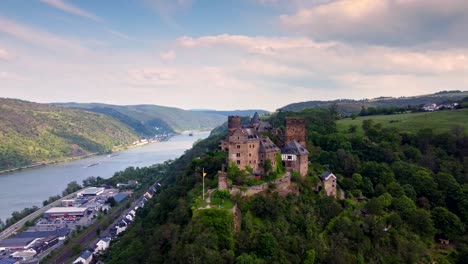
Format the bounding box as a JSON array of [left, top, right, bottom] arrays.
[[177, 34, 468, 76], [160, 50, 176, 62], [0, 17, 86, 53], [39, 0, 101, 22], [0, 48, 12, 60], [279, 0, 468, 46], [0, 71, 25, 81]]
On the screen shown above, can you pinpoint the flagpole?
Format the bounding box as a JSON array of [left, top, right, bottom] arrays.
[[202, 168, 205, 201]]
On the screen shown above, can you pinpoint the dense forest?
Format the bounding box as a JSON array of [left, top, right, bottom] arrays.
[[102, 107, 468, 263], [54, 103, 228, 133], [0, 98, 139, 171]]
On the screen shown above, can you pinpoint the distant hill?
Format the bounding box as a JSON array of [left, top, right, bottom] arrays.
[[54, 103, 228, 135], [280, 90, 468, 115], [191, 109, 269, 117], [0, 98, 139, 171]]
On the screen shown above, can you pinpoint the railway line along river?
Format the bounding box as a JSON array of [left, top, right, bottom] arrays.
[[0, 132, 210, 222]]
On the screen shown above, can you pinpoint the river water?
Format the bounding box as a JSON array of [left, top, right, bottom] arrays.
[[0, 132, 210, 222]]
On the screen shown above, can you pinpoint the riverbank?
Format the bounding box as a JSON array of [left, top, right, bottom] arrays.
[[0, 134, 176, 175], [0, 153, 98, 175], [0, 131, 210, 222]]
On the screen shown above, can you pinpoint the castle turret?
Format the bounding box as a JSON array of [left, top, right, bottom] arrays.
[[285, 117, 306, 146]]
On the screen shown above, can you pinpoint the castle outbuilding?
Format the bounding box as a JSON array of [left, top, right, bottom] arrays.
[[319, 172, 337, 197]]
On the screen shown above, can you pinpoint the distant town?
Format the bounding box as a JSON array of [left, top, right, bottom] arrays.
[[0, 181, 160, 264]]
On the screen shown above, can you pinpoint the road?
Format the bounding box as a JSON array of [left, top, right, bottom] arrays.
[[0, 188, 86, 241]]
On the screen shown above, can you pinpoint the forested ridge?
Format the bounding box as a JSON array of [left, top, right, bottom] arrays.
[[103, 108, 468, 263], [54, 102, 227, 134], [0, 98, 139, 170], [280, 90, 468, 115]]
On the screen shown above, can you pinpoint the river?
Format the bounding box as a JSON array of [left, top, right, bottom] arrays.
[[0, 132, 210, 222]]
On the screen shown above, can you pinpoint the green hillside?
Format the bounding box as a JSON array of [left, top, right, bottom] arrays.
[[337, 109, 468, 134], [280, 90, 468, 114], [102, 108, 468, 263], [0, 98, 139, 171], [55, 103, 227, 134]]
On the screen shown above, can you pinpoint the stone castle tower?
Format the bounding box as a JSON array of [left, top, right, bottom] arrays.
[[228, 116, 241, 132], [285, 117, 306, 146]]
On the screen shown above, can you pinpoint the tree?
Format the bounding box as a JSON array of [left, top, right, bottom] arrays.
[[62, 181, 82, 196], [304, 249, 316, 264], [106, 197, 117, 207], [407, 209, 435, 238], [431, 207, 465, 239], [256, 232, 278, 258]]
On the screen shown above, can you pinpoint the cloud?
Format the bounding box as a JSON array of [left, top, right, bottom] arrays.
[[39, 0, 101, 22], [160, 50, 176, 62], [0, 48, 12, 60], [177, 34, 468, 75], [144, 0, 193, 25], [0, 17, 86, 53], [172, 33, 468, 106], [0, 71, 25, 81], [279, 0, 468, 46]]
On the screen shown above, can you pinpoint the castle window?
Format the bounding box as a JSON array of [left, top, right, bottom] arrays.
[[236, 153, 241, 157], [249, 153, 252, 157], [249, 161, 251, 164], [287, 155, 292, 160], [237, 145, 240, 149], [236, 160, 240, 165]]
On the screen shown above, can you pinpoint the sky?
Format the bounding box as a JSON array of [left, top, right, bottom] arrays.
[[1, 0, 468, 111]]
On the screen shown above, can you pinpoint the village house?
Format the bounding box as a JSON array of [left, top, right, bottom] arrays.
[[73, 249, 93, 264], [221, 114, 309, 177], [94, 237, 111, 254]]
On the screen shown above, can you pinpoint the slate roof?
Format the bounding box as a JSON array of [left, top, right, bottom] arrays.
[[282, 140, 309, 156], [79, 250, 93, 260], [113, 193, 129, 203], [259, 137, 280, 153], [0, 238, 35, 248], [251, 112, 260, 124], [319, 172, 336, 180], [0, 258, 18, 264], [13, 228, 70, 239], [256, 121, 273, 132], [99, 237, 111, 243]]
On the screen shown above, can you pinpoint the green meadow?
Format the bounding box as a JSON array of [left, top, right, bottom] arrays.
[[337, 109, 468, 134]]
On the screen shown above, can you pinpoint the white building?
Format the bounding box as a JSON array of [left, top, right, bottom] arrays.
[[94, 237, 111, 253], [73, 250, 93, 264]]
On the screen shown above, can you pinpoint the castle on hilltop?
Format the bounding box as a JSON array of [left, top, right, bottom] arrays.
[[220, 113, 309, 177]]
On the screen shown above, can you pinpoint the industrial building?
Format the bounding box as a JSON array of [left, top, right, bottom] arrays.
[[112, 193, 129, 204], [0, 238, 37, 251], [44, 207, 87, 219], [61, 199, 75, 207], [79, 187, 104, 197], [13, 228, 70, 240]]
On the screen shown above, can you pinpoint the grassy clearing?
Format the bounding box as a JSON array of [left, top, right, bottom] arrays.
[[337, 109, 468, 134]]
